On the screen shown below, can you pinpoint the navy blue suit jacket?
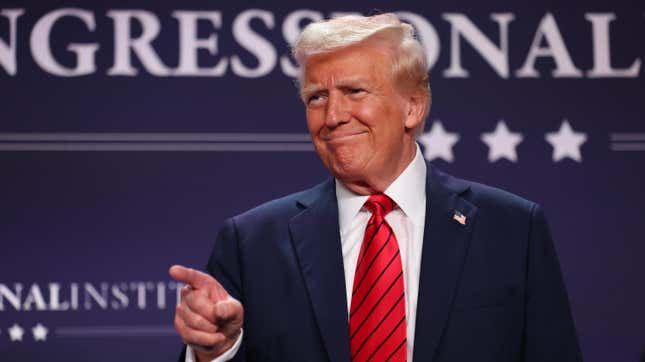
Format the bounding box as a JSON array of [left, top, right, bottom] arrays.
[[186, 164, 581, 361]]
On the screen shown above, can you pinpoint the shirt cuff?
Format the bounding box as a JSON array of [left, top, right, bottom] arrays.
[[185, 329, 243, 362]]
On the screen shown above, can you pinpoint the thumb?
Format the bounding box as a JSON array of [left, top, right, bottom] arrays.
[[214, 298, 244, 337], [214, 298, 243, 322]]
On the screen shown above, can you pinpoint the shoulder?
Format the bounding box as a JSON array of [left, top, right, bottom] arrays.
[[230, 179, 332, 228], [430, 165, 548, 245], [431, 164, 538, 216], [467, 180, 536, 214]]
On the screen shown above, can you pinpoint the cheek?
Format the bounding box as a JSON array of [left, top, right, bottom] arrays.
[[373, 104, 406, 135], [351, 105, 378, 127], [351, 98, 400, 130], [306, 112, 323, 134]]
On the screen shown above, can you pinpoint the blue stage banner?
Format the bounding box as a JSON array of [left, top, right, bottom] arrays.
[[1, 1, 643, 361]]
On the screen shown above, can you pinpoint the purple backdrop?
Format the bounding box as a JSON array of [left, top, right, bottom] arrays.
[[1, 1, 644, 361]]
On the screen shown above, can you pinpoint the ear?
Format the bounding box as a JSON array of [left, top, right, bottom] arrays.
[[403, 90, 429, 131]]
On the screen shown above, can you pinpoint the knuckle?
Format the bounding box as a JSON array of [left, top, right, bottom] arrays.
[[182, 330, 204, 347], [174, 317, 189, 338], [216, 332, 227, 344], [184, 295, 200, 311], [185, 289, 207, 307], [209, 332, 226, 346], [219, 302, 231, 316], [194, 333, 217, 348], [176, 303, 188, 319], [187, 312, 203, 329]]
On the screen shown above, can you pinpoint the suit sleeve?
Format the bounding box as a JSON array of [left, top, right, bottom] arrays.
[[206, 218, 244, 303], [206, 217, 247, 361], [524, 204, 583, 361]]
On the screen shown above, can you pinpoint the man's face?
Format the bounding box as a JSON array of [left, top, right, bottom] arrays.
[[302, 42, 420, 193]]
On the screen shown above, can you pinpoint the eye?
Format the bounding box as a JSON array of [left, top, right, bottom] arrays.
[[348, 88, 366, 97], [307, 93, 326, 107]]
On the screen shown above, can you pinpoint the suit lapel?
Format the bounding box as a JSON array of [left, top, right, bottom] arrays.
[[289, 180, 351, 362], [413, 165, 478, 362]]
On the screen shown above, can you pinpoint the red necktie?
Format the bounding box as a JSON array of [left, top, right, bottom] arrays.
[[349, 194, 407, 362]]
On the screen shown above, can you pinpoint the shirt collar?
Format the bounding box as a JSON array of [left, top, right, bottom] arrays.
[[336, 144, 427, 233]]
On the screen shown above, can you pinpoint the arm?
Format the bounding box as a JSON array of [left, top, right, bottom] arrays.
[[523, 204, 582, 361]]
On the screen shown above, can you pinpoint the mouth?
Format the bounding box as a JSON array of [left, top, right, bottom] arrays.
[[323, 131, 367, 143]]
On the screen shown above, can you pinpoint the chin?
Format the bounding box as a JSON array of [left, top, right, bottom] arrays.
[[318, 144, 371, 179], [329, 160, 366, 183]]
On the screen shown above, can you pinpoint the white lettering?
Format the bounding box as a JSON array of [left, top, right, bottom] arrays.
[[84, 282, 108, 310], [280, 10, 323, 77], [48, 283, 70, 311], [586, 13, 640, 78], [1, 9, 641, 79], [111, 284, 129, 309], [70, 282, 79, 309], [516, 13, 582, 78], [231, 9, 277, 78], [131, 282, 152, 309], [0, 9, 24, 75], [107, 10, 170, 76], [173, 282, 183, 304], [172, 10, 227, 76], [443, 13, 514, 78], [0, 283, 22, 311], [156, 282, 166, 309], [23, 284, 47, 311], [30, 8, 98, 77]]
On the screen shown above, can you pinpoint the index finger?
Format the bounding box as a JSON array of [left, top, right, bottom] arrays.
[[169, 265, 227, 299]]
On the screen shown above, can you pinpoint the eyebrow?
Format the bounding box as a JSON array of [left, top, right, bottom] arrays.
[[301, 77, 369, 99], [300, 84, 324, 100]]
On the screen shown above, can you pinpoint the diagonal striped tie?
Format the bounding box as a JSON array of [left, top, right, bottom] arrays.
[[350, 193, 406, 362]]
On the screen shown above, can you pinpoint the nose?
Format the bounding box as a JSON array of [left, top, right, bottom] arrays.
[[325, 92, 349, 128]]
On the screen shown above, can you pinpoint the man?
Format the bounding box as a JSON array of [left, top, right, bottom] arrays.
[[170, 13, 582, 362]]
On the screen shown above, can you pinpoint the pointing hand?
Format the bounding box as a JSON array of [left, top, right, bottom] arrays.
[[169, 265, 244, 361]]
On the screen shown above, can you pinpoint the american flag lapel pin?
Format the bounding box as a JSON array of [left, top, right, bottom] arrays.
[[453, 210, 467, 226]]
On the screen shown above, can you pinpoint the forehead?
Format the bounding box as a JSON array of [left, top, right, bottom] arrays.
[[302, 44, 392, 88]]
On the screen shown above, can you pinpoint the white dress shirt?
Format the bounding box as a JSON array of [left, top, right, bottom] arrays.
[[188, 145, 427, 362], [336, 145, 426, 361]]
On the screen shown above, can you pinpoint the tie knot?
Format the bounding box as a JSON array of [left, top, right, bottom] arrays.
[[364, 193, 396, 217]]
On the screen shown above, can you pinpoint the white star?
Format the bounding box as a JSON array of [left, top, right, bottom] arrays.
[[481, 121, 524, 162], [8, 324, 24, 342], [545, 120, 587, 162], [418, 120, 460, 162], [32, 323, 48, 342]]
